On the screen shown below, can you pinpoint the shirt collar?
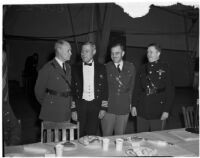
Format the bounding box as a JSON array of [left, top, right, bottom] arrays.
[[149, 59, 159, 66], [55, 57, 64, 68], [83, 60, 94, 66], [114, 60, 123, 68]]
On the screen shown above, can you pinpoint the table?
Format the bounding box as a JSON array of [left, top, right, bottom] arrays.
[[5, 128, 199, 157]]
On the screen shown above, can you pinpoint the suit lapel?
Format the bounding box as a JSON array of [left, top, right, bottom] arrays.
[[80, 63, 83, 86], [94, 62, 98, 94], [121, 61, 127, 74], [111, 62, 119, 75], [120, 61, 130, 84], [78, 63, 83, 94], [53, 59, 66, 78]]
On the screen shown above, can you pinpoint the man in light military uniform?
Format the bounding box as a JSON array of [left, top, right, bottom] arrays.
[[71, 42, 108, 137], [35, 40, 72, 122], [101, 43, 136, 136], [131, 43, 174, 132]]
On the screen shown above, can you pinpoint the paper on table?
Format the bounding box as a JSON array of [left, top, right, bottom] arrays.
[[150, 132, 180, 143], [155, 144, 196, 157], [137, 132, 179, 144], [5, 153, 28, 157], [23, 143, 51, 153], [169, 130, 199, 141]]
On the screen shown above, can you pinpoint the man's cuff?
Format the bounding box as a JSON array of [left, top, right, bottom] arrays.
[[71, 101, 77, 112], [132, 105, 136, 108], [101, 100, 108, 111]]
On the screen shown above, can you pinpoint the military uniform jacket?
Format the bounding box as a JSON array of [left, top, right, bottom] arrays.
[[35, 59, 71, 122], [106, 61, 136, 115], [71, 62, 108, 111], [132, 60, 175, 120]]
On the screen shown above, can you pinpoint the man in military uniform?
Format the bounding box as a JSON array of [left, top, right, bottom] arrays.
[[131, 43, 174, 132], [71, 42, 108, 137], [35, 40, 72, 122], [101, 43, 136, 136]]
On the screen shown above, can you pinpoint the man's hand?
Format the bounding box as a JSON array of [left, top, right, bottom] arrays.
[[71, 111, 78, 121], [161, 112, 169, 120], [131, 106, 137, 117], [98, 110, 106, 119]]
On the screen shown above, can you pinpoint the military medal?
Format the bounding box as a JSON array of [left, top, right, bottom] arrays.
[[157, 69, 165, 76]]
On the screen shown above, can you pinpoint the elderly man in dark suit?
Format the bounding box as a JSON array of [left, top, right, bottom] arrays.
[[71, 42, 108, 137], [101, 43, 136, 136], [35, 40, 72, 122]]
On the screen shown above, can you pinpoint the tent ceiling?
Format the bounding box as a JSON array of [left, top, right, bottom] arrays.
[[4, 3, 198, 37], [3, 3, 199, 50]]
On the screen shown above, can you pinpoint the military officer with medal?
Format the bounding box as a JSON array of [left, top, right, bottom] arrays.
[[131, 43, 174, 132]]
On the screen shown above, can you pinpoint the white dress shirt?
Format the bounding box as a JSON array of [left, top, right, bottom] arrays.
[[114, 60, 123, 71], [82, 60, 95, 101]]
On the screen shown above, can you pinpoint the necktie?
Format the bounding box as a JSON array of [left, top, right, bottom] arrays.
[[117, 64, 121, 73], [84, 62, 92, 66], [62, 63, 66, 74]]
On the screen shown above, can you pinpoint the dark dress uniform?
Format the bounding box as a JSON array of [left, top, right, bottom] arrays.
[[71, 62, 108, 137], [35, 59, 72, 122], [132, 60, 174, 132]]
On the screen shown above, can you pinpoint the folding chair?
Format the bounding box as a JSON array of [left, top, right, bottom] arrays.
[[41, 121, 79, 143], [182, 106, 197, 128]]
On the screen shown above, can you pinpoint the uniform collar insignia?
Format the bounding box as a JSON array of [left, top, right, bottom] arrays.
[[157, 69, 165, 75]]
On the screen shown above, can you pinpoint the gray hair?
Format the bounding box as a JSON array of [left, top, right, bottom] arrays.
[[82, 41, 96, 50], [55, 40, 70, 53]]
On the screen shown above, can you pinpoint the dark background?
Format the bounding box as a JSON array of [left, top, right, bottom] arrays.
[[3, 3, 199, 144]]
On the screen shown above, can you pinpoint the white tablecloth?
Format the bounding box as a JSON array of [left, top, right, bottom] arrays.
[[5, 128, 199, 157]]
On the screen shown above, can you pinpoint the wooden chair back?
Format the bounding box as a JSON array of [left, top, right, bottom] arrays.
[[41, 121, 79, 143], [182, 106, 197, 128]]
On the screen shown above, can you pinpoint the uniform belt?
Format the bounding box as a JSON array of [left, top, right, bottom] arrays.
[[156, 88, 165, 93], [46, 88, 71, 98], [143, 88, 165, 95]]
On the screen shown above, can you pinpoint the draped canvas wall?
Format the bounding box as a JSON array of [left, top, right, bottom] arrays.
[[3, 3, 199, 87]]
